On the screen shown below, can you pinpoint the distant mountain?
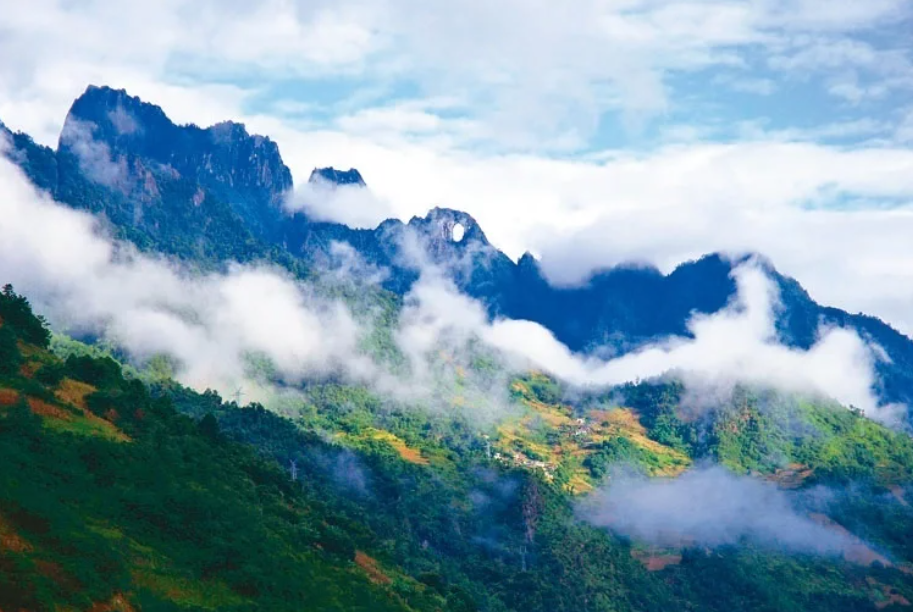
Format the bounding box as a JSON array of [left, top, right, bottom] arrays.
[[2, 86, 294, 265], [4, 85, 913, 416], [309, 166, 367, 186]]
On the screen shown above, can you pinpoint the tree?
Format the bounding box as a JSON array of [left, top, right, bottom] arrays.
[[198, 413, 221, 440], [0, 284, 50, 348], [0, 325, 22, 377]]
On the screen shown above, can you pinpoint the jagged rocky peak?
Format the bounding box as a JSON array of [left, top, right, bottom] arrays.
[[408, 207, 490, 246], [517, 251, 543, 273], [61, 86, 169, 150], [58, 85, 293, 213], [308, 167, 366, 187]]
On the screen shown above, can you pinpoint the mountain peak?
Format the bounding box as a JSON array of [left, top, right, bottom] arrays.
[[407, 207, 490, 246], [56, 84, 294, 241], [65, 85, 167, 140], [309, 167, 366, 187], [518, 251, 541, 270]]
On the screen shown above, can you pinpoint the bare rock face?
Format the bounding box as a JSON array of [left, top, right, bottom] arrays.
[[57, 85, 293, 240], [309, 167, 366, 187]]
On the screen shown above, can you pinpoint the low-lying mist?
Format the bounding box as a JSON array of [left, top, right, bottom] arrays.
[[577, 465, 888, 565]]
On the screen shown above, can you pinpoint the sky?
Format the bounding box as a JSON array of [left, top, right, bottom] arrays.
[[1, 0, 913, 333]]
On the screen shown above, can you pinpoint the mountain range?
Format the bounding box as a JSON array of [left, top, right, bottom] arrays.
[[3, 85, 913, 418], [3, 85, 913, 612]]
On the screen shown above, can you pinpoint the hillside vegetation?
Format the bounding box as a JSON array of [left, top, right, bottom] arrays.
[[2, 285, 913, 611]]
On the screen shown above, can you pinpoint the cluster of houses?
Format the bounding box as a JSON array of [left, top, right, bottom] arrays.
[[492, 450, 556, 479], [569, 417, 591, 438], [484, 415, 603, 482]]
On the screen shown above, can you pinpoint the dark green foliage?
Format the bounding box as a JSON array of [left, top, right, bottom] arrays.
[[584, 437, 650, 479], [0, 399, 432, 611], [524, 375, 563, 405], [65, 354, 125, 388], [319, 525, 356, 560], [0, 301, 448, 611], [34, 361, 66, 386], [623, 380, 694, 452], [198, 412, 221, 440], [0, 325, 21, 378], [0, 123, 58, 192], [661, 547, 877, 612], [0, 284, 50, 348]]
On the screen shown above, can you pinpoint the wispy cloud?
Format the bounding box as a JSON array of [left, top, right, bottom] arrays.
[[578, 465, 881, 562]]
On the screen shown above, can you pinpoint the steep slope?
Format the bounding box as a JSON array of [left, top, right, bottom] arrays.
[[0, 287, 458, 612], [2, 88, 297, 267], [4, 281, 913, 611]]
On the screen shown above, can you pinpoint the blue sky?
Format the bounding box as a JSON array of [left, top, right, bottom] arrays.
[[1, 0, 913, 333]]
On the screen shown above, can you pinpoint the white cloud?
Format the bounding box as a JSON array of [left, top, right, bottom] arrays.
[[1, 0, 910, 147], [241, 125, 913, 337], [286, 177, 396, 229], [58, 118, 128, 188], [0, 155, 365, 397], [578, 466, 874, 560], [480, 264, 898, 423], [0, 154, 516, 419]]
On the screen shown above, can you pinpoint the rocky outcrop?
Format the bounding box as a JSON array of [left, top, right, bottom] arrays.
[[309, 167, 366, 187], [57, 86, 293, 240]]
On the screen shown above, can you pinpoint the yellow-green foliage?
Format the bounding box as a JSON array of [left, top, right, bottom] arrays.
[[500, 376, 690, 491]]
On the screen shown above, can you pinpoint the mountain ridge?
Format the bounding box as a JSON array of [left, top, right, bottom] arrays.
[[3, 85, 913, 417]]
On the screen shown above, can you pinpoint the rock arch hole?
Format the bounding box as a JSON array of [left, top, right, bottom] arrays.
[[451, 222, 465, 242]]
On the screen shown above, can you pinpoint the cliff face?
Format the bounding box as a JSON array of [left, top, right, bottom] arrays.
[[55, 85, 293, 242]]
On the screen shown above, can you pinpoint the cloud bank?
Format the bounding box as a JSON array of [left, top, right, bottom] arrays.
[[0, 154, 368, 398], [0, 153, 898, 425], [285, 175, 396, 229], [577, 466, 873, 561], [1, 0, 912, 340], [480, 264, 897, 423], [3, 0, 910, 147], [2, 0, 912, 347]]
